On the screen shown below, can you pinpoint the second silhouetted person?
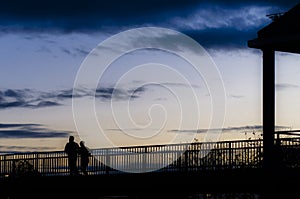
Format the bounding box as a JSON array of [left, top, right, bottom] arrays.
[[79, 141, 91, 175]]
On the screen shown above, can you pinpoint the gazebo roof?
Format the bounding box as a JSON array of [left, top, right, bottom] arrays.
[[248, 3, 300, 53]]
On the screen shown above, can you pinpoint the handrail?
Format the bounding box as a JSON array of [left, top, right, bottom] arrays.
[[0, 138, 264, 155], [0, 137, 300, 178], [276, 130, 300, 136]]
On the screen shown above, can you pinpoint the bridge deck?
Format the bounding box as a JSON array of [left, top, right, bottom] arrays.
[[2, 167, 300, 198], [1, 137, 300, 198]]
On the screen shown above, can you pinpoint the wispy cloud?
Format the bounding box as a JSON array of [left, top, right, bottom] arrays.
[[169, 125, 291, 134], [276, 83, 299, 91], [161, 82, 199, 88], [60, 46, 91, 57], [2, 81, 292, 110], [172, 6, 271, 31], [229, 94, 245, 99], [0, 81, 204, 109], [0, 123, 70, 139]]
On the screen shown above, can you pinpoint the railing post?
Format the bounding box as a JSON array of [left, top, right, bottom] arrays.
[[12, 159, 16, 178], [185, 149, 188, 172], [105, 150, 110, 175], [142, 147, 147, 173], [3, 156, 6, 174], [2, 155, 6, 172], [35, 153, 39, 173], [42, 158, 45, 174], [275, 133, 283, 169], [229, 141, 232, 169]]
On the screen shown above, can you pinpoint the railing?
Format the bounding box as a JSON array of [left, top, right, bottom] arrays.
[[1, 137, 300, 178]]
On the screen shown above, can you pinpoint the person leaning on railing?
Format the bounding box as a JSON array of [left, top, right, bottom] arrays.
[[79, 141, 91, 175], [64, 136, 80, 176]]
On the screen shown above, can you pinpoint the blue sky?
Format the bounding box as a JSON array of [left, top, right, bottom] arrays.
[[1, 0, 300, 153]]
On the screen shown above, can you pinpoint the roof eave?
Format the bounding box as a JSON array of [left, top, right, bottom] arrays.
[[248, 33, 300, 53]]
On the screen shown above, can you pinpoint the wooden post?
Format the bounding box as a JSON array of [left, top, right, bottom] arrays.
[[262, 49, 275, 170]]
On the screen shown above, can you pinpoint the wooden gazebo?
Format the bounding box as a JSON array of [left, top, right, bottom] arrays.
[[248, 3, 300, 169]]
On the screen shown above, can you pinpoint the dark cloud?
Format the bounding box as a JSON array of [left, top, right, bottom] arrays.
[[79, 83, 199, 101], [0, 101, 26, 109], [128, 87, 147, 95], [4, 89, 23, 98], [56, 89, 74, 99], [0, 89, 61, 109], [60, 47, 91, 57], [3, 89, 31, 100], [49, 86, 147, 101], [74, 48, 90, 56], [95, 86, 147, 101], [184, 28, 257, 49], [40, 89, 80, 99], [0, 82, 296, 110], [1, 0, 297, 27], [0, 123, 70, 139], [99, 83, 198, 101], [0, 0, 198, 32], [191, 0, 299, 9], [35, 101, 61, 107], [0, 146, 57, 154], [0, 130, 67, 138], [0, 86, 148, 109], [0, 123, 40, 128], [1, 0, 299, 48]]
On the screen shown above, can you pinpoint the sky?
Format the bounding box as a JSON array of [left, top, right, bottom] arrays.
[[1, 0, 300, 153]]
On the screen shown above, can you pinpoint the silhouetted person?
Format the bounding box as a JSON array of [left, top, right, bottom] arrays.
[[79, 141, 91, 175], [64, 136, 80, 176]]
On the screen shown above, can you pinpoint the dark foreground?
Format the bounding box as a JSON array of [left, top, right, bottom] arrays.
[[1, 168, 300, 199]]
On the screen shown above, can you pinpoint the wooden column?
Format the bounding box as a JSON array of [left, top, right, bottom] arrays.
[[262, 49, 275, 170]]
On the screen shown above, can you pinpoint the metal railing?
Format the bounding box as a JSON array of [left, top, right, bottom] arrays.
[[1, 137, 300, 178]]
